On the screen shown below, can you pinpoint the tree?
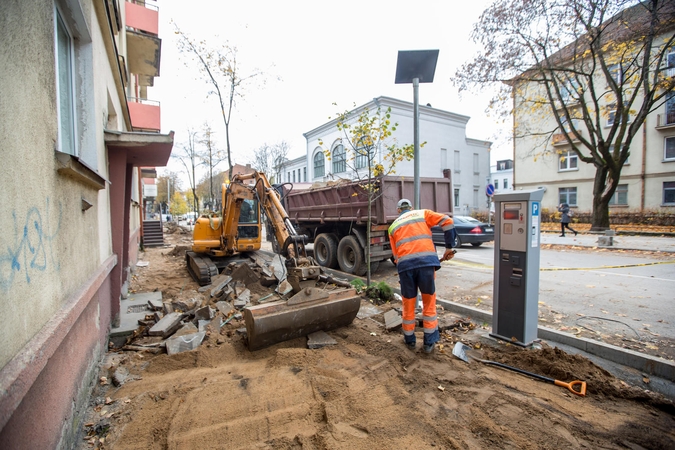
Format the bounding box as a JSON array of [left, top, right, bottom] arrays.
[[251, 141, 290, 183], [198, 122, 226, 211], [173, 128, 200, 215], [175, 25, 265, 183], [169, 191, 188, 216], [156, 172, 182, 214], [319, 105, 416, 284], [454, 0, 675, 230]]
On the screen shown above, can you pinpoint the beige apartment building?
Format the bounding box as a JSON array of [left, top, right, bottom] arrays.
[[511, 4, 675, 214]]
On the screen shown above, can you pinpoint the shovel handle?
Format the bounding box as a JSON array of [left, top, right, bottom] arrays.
[[554, 379, 587, 397]]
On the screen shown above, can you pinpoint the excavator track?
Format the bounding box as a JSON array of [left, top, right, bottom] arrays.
[[185, 251, 219, 286]]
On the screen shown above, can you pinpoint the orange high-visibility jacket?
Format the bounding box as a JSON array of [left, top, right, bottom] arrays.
[[388, 209, 454, 273]]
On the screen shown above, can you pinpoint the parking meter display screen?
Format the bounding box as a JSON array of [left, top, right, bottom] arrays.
[[503, 209, 519, 221]]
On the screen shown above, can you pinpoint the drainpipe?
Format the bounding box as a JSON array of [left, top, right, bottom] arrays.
[[641, 122, 646, 212]]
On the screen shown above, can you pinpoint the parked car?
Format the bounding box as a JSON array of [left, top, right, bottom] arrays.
[[432, 215, 494, 248]]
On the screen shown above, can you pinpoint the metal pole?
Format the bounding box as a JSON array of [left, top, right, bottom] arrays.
[[413, 77, 420, 209]]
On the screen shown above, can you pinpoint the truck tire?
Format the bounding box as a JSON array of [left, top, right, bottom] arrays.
[[314, 233, 338, 269], [337, 235, 367, 276]]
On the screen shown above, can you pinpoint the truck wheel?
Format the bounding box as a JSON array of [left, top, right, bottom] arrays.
[[314, 233, 338, 269], [337, 235, 366, 276], [368, 261, 380, 273]]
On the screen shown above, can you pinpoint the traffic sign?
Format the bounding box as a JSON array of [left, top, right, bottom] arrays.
[[486, 184, 495, 197]]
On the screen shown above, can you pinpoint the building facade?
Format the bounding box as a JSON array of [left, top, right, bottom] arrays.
[[301, 97, 492, 215], [0, 0, 172, 448]]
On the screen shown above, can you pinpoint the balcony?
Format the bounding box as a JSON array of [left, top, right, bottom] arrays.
[[125, 1, 161, 81], [552, 130, 581, 146], [656, 112, 675, 130], [128, 98, 161, 132]]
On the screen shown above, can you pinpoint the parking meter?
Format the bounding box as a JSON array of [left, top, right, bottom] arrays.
[[490, 189, 544, 346]]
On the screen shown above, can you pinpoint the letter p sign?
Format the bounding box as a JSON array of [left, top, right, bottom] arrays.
[[532, 202, 540, 217]]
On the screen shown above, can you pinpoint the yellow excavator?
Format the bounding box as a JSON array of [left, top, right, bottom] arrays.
[[185, 171, 361, 350]]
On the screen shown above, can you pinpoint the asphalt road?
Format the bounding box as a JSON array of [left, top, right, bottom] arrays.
[[370, 242, 675, 342]]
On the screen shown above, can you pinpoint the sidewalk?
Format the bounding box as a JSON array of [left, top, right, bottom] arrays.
[[540, 231, 675, 252]]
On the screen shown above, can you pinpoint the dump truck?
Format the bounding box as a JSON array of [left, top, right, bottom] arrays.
[[186, 171, 362, 350], [278, 176, 454, 276]]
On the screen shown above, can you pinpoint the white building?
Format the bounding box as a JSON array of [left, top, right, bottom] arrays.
[[298, 96, 492, 214], [491, 159, 514, 195]]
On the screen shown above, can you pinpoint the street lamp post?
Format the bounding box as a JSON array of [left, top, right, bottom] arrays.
[[395, 49, 439, 209]]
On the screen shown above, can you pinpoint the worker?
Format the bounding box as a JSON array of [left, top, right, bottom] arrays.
[[388, 199, 456, 354]]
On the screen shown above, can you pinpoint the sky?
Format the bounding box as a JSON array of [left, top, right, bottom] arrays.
[[150, 0, 510, 187]]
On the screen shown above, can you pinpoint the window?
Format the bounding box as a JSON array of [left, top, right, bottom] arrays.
[[313, 152, 325, 177], [355, 144, 372, 170], [666, 92, 675, 126], [303, 167, 307, 182], [473, 153, 479, 174], [293, 171, 296, 183], [609, 184, 628, 205], [503, 179, 508, 189], [454, 189, 460, 207], [332, 144, 346, 173], [297, 168, 301, 182], [559, 150, 578, 171], [441, 148, 448, 170], [607, 104, 630, 127], [608, 64, 623, 86], [664, 182, 675, 204], [454, 150, 460, 173], [665, 137, 675, 161], [287, 172, 290, 183], [560, 78, 580, 104], [494, 179, 498, 188], [473, 188, 479, 208], [559, 187, 577, 206], [56, 9, 76, 155]]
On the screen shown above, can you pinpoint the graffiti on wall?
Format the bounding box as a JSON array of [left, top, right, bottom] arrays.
[[0, 198, 62, 292]]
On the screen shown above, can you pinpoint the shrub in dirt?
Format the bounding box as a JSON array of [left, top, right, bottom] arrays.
[[350, 279, 366, 293], [365, 281, 394, 305]]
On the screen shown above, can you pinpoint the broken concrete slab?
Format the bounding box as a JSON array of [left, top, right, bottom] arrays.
[[356, 302, 382, 320], [260, 275, 277, 287], [147, 297, 163, 311], [230, 263, 259, 286], [276, 280, 293, 296], [165, 331, 206, 355], [174, 322, 199, 337], [148, 312, 183, 338], [209, 274, 233, 298], [112, 367, 129, 387], [269, 254, 286, 281], [235, 289, 250, 304], [215, 301, 234, 316], [110, 291, 163, 338], [198, 317, 222, 332], [307, 330, 337, 349], [195, 306, 214, 321], [383, 310, 402, 330]]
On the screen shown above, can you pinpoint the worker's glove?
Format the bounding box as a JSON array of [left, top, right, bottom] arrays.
[[440, 249, 456, 262]]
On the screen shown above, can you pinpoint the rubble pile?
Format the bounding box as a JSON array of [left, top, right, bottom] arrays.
[[114, 252, 288, 356]]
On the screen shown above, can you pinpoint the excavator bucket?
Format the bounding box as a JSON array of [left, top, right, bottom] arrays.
[[243, 286, 362, 351]]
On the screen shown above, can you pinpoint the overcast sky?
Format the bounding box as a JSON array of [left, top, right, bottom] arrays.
[[151, 0, 510, 186]]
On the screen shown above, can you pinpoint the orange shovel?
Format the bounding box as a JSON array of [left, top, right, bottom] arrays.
[[452, 342, 587, 396]]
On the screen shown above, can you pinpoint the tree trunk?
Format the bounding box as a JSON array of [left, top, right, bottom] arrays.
[[591, 166, 611, 231]]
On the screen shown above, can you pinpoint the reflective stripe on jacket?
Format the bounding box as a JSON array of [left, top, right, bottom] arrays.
[[388, 209, 454, 273]]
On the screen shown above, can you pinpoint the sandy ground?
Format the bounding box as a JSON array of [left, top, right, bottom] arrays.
[[78, 227, 675, 449]]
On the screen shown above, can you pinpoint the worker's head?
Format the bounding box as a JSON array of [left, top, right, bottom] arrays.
[[397, 198, 412, 213]]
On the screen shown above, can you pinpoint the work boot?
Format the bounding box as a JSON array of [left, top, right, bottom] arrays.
[[405, 340, 416, 351], [422, 343, 435, 354], [559, 234, 565, 237]]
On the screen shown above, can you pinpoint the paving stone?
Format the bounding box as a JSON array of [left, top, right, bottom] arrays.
[[307, 330, 337, 349], [198, 318, 221, 332], [383, 310, 402, 330], [148, 312, 183, 338], [165, 332, 206, 355]]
